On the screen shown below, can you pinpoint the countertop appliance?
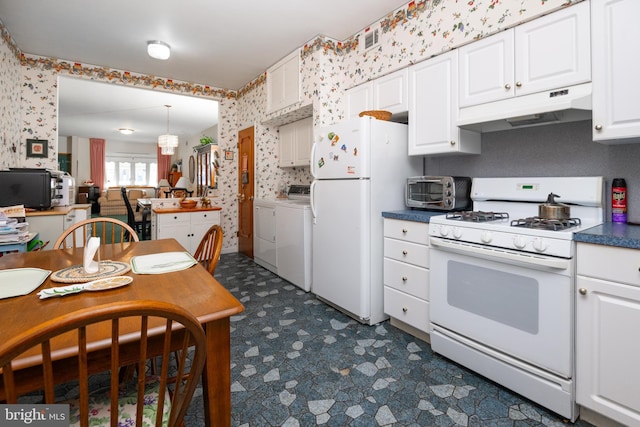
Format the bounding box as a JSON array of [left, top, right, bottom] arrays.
[[51, 173, 75, 207], [405, 176, 472, 211], [0, 169, 55, 210], [310, 116, 421, 324], [428, 176, 604, 422]]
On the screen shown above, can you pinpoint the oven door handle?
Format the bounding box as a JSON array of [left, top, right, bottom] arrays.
[[430, 237, 570, 270]]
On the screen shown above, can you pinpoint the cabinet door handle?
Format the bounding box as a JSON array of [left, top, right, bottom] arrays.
[[402, 276, 408, 282], [402, 250, 408, 256], [515, 81, 522, 88], [504, 83, 511, 90], [402, 307, 408, 313], [402, 228, 408, 234], [594, 124, 603, 131], [579, 288, 587, 295]]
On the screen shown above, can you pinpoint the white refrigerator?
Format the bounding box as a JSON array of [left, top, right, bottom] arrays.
[[310, 116, 421, 325]]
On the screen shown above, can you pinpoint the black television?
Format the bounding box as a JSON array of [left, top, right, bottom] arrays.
[[0, 169, 53, 210]]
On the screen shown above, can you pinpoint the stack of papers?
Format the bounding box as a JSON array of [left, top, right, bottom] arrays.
[[0, 210, 29, 244]]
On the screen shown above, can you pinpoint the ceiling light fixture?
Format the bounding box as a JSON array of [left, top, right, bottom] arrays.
[[147, 40, 171, 60], [158, 105, 179, 155], [118, 128, 134, 135]]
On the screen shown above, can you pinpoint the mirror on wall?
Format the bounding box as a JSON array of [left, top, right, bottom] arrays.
[[57, 76, 219, 191]]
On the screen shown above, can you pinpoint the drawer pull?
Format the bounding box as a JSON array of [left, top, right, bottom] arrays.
[[402, 228, 408, 234], [402, 276, 408, 282], [402, 250, 408, 256], [579, 288, 587, 295], [402, 307, 408, 313]]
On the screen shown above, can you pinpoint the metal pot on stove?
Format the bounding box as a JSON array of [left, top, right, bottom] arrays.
[[539, 193, 571, 220]]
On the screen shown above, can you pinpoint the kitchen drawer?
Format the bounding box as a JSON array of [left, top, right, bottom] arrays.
[[157, 212, 190, 226], [384, 237, 429, 268], [384, 219, 429, 245], [577, 243, 640, 287], [190, 210, 220, 225], [384, 286, 430, 331], [384, 258, 429, 299]]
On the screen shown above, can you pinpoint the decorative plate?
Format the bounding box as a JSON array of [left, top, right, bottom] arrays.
[[51, 261, 131, 283]]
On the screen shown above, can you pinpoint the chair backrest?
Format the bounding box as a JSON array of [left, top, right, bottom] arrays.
[[53, 217, 139, 249], [0, 300, 206, 427], [194, 224, 223, 275], [121, 187, 137, 229]]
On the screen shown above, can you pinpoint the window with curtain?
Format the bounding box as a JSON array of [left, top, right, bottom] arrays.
[[105, 155, 157, 188]]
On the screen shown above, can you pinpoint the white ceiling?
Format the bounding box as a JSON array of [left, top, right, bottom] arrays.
[[0, 0, 408, 145]]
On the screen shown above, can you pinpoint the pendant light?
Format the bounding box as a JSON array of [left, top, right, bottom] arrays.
[[158, 104, 179, 155]]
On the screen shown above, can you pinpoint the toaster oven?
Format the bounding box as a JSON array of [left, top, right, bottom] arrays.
[[406, 176, 472, 211]]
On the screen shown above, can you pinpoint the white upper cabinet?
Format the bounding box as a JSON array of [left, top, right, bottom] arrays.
[[592, 0, 640, 143], [408, 50, 481, 156], [344, 68, 409, 121], [459, 1, 590, 108], [279, 116, 313, 167], [267, 49, 301, 113]]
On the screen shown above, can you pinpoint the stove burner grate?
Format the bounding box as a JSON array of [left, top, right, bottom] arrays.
[[446, 211, 510, 222], [511, 217, 582, 231]]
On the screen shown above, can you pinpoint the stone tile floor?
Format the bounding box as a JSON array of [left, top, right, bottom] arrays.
[[184, 253, 595, 427]]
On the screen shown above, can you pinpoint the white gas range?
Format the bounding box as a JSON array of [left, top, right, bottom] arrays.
[[428, 177, 604, 422]]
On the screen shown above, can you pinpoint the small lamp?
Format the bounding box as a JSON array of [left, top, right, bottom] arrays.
[[174, 177, 189, 190]]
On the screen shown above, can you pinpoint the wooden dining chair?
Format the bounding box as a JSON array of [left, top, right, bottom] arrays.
[[194, 224, 223, 275], [0, 300, 206, 427], [53, 217, 139, 249]]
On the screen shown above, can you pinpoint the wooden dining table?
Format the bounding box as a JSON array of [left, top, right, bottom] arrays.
[[0, 238, 244, 426]]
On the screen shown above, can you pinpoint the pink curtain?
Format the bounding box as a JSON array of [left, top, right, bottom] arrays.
[[157, 146, 172, 181], [89, 138, 106, 190]]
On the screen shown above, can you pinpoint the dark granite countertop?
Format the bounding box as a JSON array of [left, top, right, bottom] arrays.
[[381, 209, 445, 223], [574, 223, 640, 250]]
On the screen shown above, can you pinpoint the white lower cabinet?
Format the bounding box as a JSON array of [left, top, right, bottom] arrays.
[[383, 218, 430, 340], [26, 205, 91, 250], [576, 243, 640, 426], [153, 209, 220, 255]]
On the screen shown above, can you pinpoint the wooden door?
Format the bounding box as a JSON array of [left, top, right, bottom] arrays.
[[237, 127, 254, 257]]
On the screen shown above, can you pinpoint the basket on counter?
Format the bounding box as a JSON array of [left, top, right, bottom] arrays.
[[359, 110, 392, 121]]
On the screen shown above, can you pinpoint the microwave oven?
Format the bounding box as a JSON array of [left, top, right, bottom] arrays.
[[406, 176, 472, 211], [0, 169, 55, 210]]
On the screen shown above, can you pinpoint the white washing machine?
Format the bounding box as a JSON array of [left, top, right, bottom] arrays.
[[276, 199, 312, 292]]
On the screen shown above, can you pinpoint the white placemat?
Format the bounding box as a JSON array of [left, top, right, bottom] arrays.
[[0, 268, 51, 299], [130, 251, 197, 274]]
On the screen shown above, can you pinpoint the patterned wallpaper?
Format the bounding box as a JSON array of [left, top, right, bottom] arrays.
[[0, 20, 21, 170], [0, 0, 579, 250]]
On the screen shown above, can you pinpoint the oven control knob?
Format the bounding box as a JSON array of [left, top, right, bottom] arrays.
[[533, 237, 547, 252], [480, 231, 492, 243], [438, 225, 450, 237], [513, 235, 527, 249], [452, 227, 463, 239]]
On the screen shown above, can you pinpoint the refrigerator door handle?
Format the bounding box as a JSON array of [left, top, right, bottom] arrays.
[[310, 142, 318, 179], [310, 180, 317, 223]]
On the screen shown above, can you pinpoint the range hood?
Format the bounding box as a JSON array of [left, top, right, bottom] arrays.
[[457, 82, 592, 133]]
